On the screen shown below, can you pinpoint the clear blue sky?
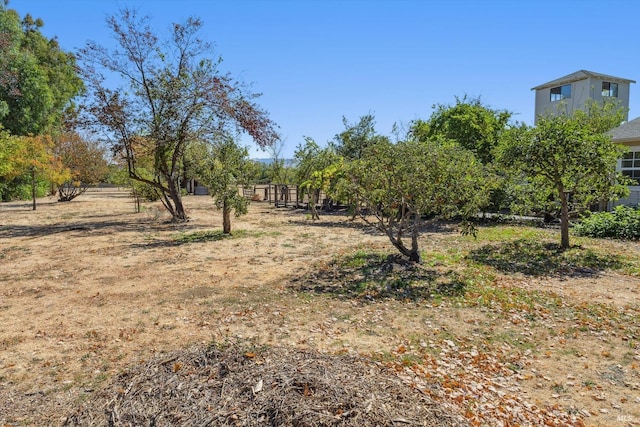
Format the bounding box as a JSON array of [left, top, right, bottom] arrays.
[[11, 0, 640, 158]]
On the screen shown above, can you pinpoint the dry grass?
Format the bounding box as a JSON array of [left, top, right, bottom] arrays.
[[1, 188, 639, 426]]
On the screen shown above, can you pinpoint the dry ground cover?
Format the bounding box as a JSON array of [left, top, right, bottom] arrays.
[[0, 188, 639, 426]]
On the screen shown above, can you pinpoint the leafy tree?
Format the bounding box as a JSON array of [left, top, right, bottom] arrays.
[[347, 138, 489, 262], [110, 162, 160, 212], [0, 126, 22, 199], [330, 114, 389, 217], [294, 138, 341, 220], [12, 134, 69, 209], [0, 6, 83, 136], [79, 9, 279, 222], [412, 95, 511, 164], [190, 137, 253, 234], [412, 96, 515, 213], [54, 131, 109, 201], [497, 106, 629, 249], [331, 114, 389, 160], [0, 5, 82, 202]]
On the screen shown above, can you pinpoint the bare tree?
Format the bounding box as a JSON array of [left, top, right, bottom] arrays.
[[79, 9, 279, 221]]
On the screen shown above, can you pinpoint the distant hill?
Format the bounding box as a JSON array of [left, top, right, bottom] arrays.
[[251, 158, 296, 167]]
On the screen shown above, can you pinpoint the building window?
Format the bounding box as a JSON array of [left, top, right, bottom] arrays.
[[602, 81, 619, 97], [621, 151, 640, 184], [550, 84, 571, 102]]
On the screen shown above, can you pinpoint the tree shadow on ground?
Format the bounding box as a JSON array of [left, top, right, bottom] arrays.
[[0, 220, 147, 239], [467, 239, 624, 277], [289, 252, 467, 303], [286, 213, 460, 238]]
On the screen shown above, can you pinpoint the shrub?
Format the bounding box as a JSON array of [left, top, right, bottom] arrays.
[[574, 205, 640, 240], [131, 181, 160, 202]]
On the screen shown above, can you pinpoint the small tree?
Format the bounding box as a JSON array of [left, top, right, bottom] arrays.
[[348, 138, 489, 262], [294, 138, 341, 220], [13, 134, 69, 210], [55, 131, 108, 201], [330, 114, 389, 218], [497, 105, 630, 249], [192, 137, 252, 234]]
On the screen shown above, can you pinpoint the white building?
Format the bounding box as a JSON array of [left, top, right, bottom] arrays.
[[609, 117, 640, 207]]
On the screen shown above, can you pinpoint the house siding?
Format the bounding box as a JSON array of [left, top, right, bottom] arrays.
[[613, 144, 640, 208], [532, 71, 634, 124], [534, 77, 631, 122], [612, 187, 640, 208]]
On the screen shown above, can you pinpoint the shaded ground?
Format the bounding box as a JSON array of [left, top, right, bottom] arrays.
[[1, 188, 639, 426]]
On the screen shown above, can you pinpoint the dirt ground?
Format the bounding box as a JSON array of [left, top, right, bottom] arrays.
[[0, 188, 639, 426]]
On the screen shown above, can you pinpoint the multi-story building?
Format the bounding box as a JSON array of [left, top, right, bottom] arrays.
[[532, 70, 639, 207], [531, 70, 635, 123]]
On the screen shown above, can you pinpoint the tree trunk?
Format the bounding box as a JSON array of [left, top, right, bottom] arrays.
[[350, 194, 360, 220], [167, 178, 187, 222], [309, 189, 320, 220], [31, 168, 36, 211], [222, 199, 231, 234], [409, 213, 421, 263], [383, 214, 422, 263], [559, 187, 570, 250]]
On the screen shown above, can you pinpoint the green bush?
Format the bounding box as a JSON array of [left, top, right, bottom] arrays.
[[131, 181, 160, 202], [574, 205, 640, 240], [1, 178, 49, 201]]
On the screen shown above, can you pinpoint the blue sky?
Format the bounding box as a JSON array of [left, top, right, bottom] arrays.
[[11, 0, 640, 158]]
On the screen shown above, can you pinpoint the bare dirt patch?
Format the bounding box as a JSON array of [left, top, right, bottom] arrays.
[[1, 188, 639, 426]]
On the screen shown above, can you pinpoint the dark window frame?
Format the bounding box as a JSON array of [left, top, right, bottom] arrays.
[[550, 84, 571, 102], [602, 81, 619, 97]]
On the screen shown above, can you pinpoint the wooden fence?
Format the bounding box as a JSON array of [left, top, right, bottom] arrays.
[[240, 184, 329, 209]]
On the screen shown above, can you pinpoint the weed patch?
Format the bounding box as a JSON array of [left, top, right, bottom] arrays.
[[467, 238, 625, 276], [290, 250, 469, 302], [174, 229, 281, 243]]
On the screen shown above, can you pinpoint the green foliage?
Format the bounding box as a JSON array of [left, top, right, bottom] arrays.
[[497, 105, 630, 248], [331, 114, 390, 160], [348, 138, 490, 262], [79, 9, 278, 222], [0, 176, 48, 201], [413, 95, 512, 164], [131, 180, 160, 202], [411, 97, 511, 212], [0, 127, 21, 180], [0, 6, 83, 136], [574, 206, 640, 240], [188, 137, 254, 233], [0, 133, 70, 206], [294, 138, 342, 219]]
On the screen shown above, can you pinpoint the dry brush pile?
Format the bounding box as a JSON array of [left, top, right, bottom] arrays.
[[63, 341, 467, 426]]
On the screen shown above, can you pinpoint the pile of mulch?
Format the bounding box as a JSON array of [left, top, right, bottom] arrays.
[[64, 342, 468, 426]]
